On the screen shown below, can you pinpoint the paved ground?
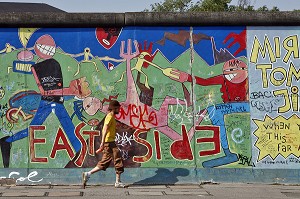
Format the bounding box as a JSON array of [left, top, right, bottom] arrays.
[[0, 183, 299, 198]]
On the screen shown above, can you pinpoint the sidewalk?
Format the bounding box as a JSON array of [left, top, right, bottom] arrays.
[[0, 183, 299, 198]]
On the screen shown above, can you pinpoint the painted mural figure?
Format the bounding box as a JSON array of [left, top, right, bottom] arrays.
[[71, 47, 126, 76], [0, 43, 16, 54], [170, 59, 249, 167], [6, 58, 91, 153], [82, 100, 125, 188], [73, 47, 98, 76]]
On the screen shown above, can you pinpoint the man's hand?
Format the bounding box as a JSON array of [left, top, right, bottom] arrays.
[[69, 77, 91, 99], [96, 143, 104, 154]]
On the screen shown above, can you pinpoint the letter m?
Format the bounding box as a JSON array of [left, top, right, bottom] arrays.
[[250, 35, 276, 63]]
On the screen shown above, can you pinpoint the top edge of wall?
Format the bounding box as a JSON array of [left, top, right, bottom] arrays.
[[0, 12, 299, 27]]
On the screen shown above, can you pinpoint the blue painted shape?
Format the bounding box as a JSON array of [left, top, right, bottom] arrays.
[[9, 90, 41, 115], [13, 61, 34, 74], [202, 149, 238, 168]]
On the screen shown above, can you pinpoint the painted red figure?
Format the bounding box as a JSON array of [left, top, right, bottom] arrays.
[[170, 59, 248, 102]]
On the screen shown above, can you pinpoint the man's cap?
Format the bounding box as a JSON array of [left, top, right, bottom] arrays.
[[108, 100, 121, 109]]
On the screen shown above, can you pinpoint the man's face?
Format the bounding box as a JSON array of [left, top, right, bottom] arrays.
[[113, 106, 121, 114], [223, 59, 248, 84]]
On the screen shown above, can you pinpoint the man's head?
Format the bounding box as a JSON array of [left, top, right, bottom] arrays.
[[108, 100, 121, 114]]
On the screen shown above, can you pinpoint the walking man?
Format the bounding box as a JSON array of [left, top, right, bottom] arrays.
[[82, 100, 125, 188]]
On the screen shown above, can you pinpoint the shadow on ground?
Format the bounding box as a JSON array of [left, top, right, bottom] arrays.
[[133, 168, 190, 185]]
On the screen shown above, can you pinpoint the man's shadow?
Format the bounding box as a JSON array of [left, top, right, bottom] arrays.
[[133, 168, 189, 185]]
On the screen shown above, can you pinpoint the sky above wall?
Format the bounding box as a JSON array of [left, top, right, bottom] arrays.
[[0, 0, 299, 12]]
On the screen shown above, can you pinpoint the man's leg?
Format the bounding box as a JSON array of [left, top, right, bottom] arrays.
[[82, 143, 112, 188], [82, 166, 102, 189], [112, 143, 125, 188]]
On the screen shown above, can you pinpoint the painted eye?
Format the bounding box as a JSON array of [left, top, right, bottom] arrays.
[[224, 68, 237, 72]]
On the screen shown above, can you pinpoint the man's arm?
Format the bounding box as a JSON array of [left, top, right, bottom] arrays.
[[96, 123, 108, 153]]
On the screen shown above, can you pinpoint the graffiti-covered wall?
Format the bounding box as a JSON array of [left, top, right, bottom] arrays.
[[0, 25, 298, 184]]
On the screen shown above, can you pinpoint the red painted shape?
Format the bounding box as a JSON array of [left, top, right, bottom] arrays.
[[96, 27, 122, 50], [223, 29, 246, 56], [154, 130, 161, 160], [196, 126, 221, 156], [116, 104, 158, 130], [138, 41, 155, 68], [83, 130, 100, 156], [29, 126, 48, 163], [133, 129, 152, 163], [108, 62, 115, 70], [50, 128, 75, 159], [170, 125, 193, 160]]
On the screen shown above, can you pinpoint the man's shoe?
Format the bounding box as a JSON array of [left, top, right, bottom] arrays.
[[114, 182, 126, 188], [82, 172, 89, 189]]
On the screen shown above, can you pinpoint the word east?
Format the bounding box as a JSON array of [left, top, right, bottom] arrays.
[[30, 122, 100, 167]]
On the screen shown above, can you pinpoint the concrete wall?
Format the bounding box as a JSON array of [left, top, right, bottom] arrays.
[[0, 12, 299, 185]]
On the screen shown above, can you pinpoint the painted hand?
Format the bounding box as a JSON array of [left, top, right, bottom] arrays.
[[223, 29, 246, 56], [168, 68, 189, 83], [69, 77, 91, 99]]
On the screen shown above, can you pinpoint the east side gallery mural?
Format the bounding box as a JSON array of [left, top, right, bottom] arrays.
[[0, 26, 298, 171]]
